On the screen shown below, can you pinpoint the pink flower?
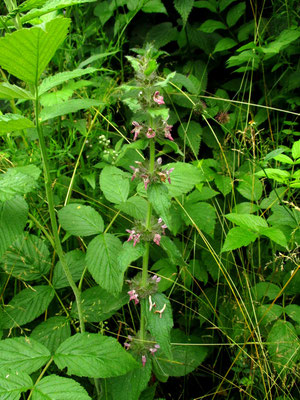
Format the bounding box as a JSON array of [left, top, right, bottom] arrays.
[[129, 166, 139, 181], [146, 128, 156, 139], [152, 275, 161, 283], [149, 344, 160, 355], [126, 230, 141, 246], [166, 168, 174, 184], [143, 177, 150, 191], [141, 355, 147, 367], [131, 121, 143, 141], [153, 233, 161, 246], [153, 91, 165, 105], [124, 342, 131, 350], [128, 289, 139, 305], [164, 122, 174, 141]]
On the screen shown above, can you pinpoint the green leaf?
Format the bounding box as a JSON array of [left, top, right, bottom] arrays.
[[178, 121, 202, 156], [0, 196, 28, 258], [221, 227, 258, 252], [0, 114, 34, 135], [54, 333, 139, 378], [31, 317, 71, 354], [0, 368, 33, 400], [219, 0, 237, 12], [174, 0, 194, 26], [145, 22, 178, 49], [255, 168, 290, 183], [184, 201, 216, 237], [158, 329, 208, 376], [198, 20, 227, 33], [1, 234, 51, 281], [226, 2, 245, 27], [32, 375, 91, 400], [52, 250, 85, 289], [151, 259, 177, 292], [86, 233, 124, 295], [71, 286, 128, 323], [144, 293, 173, 359], [58, 203, 104, 237], [268, 320, 300, 374], [105, 357, 152, 400], [40, 99, 102, 121], [189, 187, 219, 201], [116, 196, 148, 220], [160, 236, 184, 266], [117, 241, 145, 278], [38, 67, 97, 95], [0, 82, 33, 100], [0, 285, 55, 329], [194, 1, 217, 12], [257, 304, 282, 326], [268, 205, 299, 228], [214, 174, 232, 196], [252, 282, 281, 301], [284, 305, 300, 325], [0, 167, 39, 201], [0, 337, 50, 374], [259, 227, 288, 247], [273, 154, 294, 164], [292, 140, 300, 160], [148, 184, 171, 227], [142, 0, 167, 14], [225, 213, 268, 231], [262, 29, 300, 55], [164, 162, 202, 197], [237, 174, 263, 201], [100, 166, 130, 204], [213, 37, 237, 53], [0, 18, 70, 84]]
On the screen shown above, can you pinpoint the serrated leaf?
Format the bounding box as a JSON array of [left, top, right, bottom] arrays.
[[292, 140, 300, 160], [58, 203, 104, 236], [1, 234, 51, 281], [117, 241, 145, 277], [257, 304, 282, 326], [219, 0, 238, 12], [0, 337, 50, 374], [184, 201, 216, 237], [40, 99, 102, 121], [221, 227, 258, 252], [237, 174, 262, 201], [31, 317, 71, 354], [214, 174, 232, 196], [86, 233, 124, 294], [174, 0, 194, 26], [194, 0, 217, 12], [164, 162, 202, 197], [158, 329, 208, 376], [255, 168, 290, 183], [151, 259, 177, 292], [160, 236, 184, 266], [226, 2, 246, 27], [214, 37, 237, 53], [198, 20, 227, 33], [0, 368, 33, 400], [284, 305, 300, 325], [262, 29, 300, 55], [0, 285, 55, 329], [54, 333, 139, 378], [32, 375, 91, 400], [267, 320, 300, 374], [39, 67, 97, 95], [52, 250, 85, 289], [0, 114, 34, 135], [71, 286, 128, 323], [142, 0, 167, 14], [148, 184, 171, 227], [252, 282, 281, 301], [0, 167, 39, 201], [116, 196, 148, 220], [225, 213, 268, 231], [0, 196, 28, 258], [259, 227, 288, 247], [146, 22, 178, 49], [0, 18, 70, 84], [144, 293, 173, 359], [100, 166, 130, 204], [0, 82, 34, 100], [178, 121, 202, 156], [273, 154, 294, 164]]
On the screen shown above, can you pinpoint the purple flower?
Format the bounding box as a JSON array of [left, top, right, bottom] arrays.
[[153, 233, 161, 246], [152, 274, 161, 283], [143, 176, 150, 191], [131, 121, 143, 141], [129, 165, 139, 181], [164, 122, 174, 141], [128, 289, 139, 305], [166, 168, 174, 184], [141, 355, 147, 367], [126, 229, 141, 246], [149, 344, 160, 355], [146, 128, 156, 139], [124, 342, 131, 350], [153, 91, 165, 105]]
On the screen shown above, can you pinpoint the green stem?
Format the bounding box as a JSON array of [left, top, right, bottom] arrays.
[[34, 89, 85, 333], [140, 140, 155, 341]]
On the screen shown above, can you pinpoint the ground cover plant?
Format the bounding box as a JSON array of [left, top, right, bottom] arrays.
[[0, 0, 299, 399]]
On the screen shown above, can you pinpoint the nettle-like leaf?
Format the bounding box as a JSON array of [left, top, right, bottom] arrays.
[[214, 174, 232, 196], [183, 201, 216, 237], [226, 2, 246, 27], [252, 282, 281, 301], [178, 121, 202, 157], [148, 184, 171, 227], [221, 227, 258, 252], [236, 174, 263, 201], [213, 37, 237, 53], [174, 0, 194, 26], [164, 162, 203, 197], [141, 0, 167, 14], [86, 233, 124, 295], [31, 317, 71, 354], [0, 114, 34, 135], [0, 285, 55, 329], [54, 333, 139, 378], [267, 320, 300, 374], [144, 293, 173, 359], [0, 337, 50, 374], [116, 196, 148, 220], [0, 82, 34, 100], [0, 167, 40, 201], [225, 213, 267, 231], [292, 140, 300, 160], [1, 233, 51, 281], [0, 18, 71, 84], [71, 286, 128, 323], [284, 304, 300, 325], [58, 203, 104, 237], [0, 196, 28, 258], [40, 99, 102, 121], [100, 166, 130, 204], [32, 375, 91, 400], [257, 304, 282, 327], [198, 20, 227, 33], [52, 249, 85, 289], [0, 368, 33, 400]]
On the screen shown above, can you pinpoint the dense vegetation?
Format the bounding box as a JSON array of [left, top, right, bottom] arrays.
[[0, 1, 299, 399]]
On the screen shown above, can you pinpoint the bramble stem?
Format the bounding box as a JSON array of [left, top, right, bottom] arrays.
[[34, 88, 85, 333]]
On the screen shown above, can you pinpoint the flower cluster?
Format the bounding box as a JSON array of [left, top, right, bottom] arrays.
[[126, 217, 167, 247], [123, 332, 160, 367], [130, 157, 174, 191], [127, 273, 161, 304], [130, 119, 174, 142]]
